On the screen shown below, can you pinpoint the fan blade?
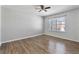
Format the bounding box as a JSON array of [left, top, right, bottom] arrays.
[[45, 7, 51, 9], [40, 5, 44, 10]]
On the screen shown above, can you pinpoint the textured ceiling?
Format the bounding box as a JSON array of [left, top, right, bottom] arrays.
[[34, 5, 79, 16], [2, 5, 79, 16]]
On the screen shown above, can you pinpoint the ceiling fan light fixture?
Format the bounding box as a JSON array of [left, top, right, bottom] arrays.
[[35, 5, 51, 12]]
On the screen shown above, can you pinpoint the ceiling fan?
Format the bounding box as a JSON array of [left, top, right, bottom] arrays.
[[35, 5, 51, 12]]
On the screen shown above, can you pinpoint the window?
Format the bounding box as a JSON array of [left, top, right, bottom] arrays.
[[48, 16, 65, 32]]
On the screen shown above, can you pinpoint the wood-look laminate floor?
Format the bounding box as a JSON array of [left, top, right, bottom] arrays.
[[0, 35, 79, 54]]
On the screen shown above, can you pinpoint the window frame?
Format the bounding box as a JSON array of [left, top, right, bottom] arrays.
[[48, 15, 66, 32]]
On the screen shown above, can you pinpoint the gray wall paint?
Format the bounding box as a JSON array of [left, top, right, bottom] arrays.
[[44, 8, 79, 42], [0, 6, 1, 44], [1, 6, 43, 43]]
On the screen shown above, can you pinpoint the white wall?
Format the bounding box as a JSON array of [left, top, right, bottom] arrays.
[[44, 8, 79, 42], [0, 5, 1, 45], [1, 6, 43, 43]]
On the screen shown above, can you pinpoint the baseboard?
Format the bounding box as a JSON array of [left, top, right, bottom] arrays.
[[44, 33, 79, 43], [2, 34, 43, 44], [1, 33, 79, 44]]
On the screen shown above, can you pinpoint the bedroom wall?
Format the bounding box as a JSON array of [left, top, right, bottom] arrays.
[[44, 8, 79, 42], [0, 5, 1, 45], [1, 5, 43, 43]]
